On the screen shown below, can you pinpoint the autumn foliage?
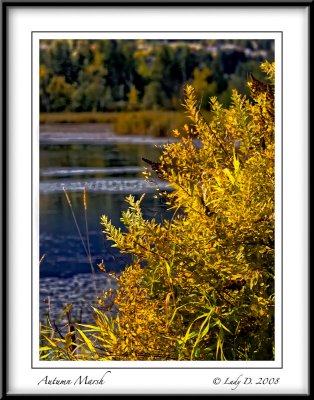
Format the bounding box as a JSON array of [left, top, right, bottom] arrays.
[[40, 61, 275, 361]]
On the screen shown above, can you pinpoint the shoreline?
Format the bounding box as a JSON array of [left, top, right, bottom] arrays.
[[40, 122, 113, 134]]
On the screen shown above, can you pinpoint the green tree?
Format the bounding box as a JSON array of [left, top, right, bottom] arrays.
[[42, 40, 76, 84], [46, 76, 74, 111], [142, 81, 166, 110], [40, 64, 51, 112], [127, 85, 140, 111], [192, 66, 217, 108]]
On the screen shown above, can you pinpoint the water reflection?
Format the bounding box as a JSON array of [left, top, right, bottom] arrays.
[[40, 135, 172, 278], [40, 141, 167, 172], [40, 190, 171, 278]]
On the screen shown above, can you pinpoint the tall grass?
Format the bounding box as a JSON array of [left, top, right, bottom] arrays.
[[62, 186, 97, 294], [40, 186, 104, 360], [40, 110, 192, 137], [40, 110, 213, 137], [40, 111, 118, 124]]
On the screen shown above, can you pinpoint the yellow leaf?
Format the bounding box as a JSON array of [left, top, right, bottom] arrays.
[[223, 168, 235, 185], [76, 329, 95, 352]]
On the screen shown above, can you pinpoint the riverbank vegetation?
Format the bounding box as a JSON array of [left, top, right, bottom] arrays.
[[40, 61, 275, 361], [40, 110, 191, 137], [40, 39, 273, 137], [40, 111, 118, 124]]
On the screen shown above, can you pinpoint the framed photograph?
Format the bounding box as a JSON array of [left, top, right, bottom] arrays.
[[1, 1, 310, 396]]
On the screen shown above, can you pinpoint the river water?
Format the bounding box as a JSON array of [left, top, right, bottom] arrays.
[[39, 125, 175, 323]]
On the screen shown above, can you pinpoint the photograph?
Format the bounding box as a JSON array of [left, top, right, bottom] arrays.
[[38, 37, 276, 362]]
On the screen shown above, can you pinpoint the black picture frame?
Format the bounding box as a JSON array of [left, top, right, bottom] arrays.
[[1, 0, 311, 397]]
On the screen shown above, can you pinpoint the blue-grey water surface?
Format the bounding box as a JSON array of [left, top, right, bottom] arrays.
[[39, 127, 174, 323]]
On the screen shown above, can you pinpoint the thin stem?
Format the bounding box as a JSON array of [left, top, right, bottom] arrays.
[[63, 186, 97, 295], [83, 186, 97, 293], [83, 186, 91, 258], [63, 187, 89, 256], [39, 254, 46, 266]]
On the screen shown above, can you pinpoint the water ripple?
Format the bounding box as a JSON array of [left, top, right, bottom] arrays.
[[40, 178, 172, 194], [41, 166, 144, 177], [40, 132, 179, 146]]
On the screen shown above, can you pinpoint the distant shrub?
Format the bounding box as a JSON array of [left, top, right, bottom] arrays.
[[113, 111, 189, 137]]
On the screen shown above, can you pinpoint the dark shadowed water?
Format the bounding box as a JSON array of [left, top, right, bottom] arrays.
[[39, 127, 175, 323]]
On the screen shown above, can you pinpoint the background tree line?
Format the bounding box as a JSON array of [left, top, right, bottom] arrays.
[[40, 39, 274, 113]]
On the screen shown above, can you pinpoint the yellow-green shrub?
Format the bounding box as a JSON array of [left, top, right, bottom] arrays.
[[97, 61, 275, 361]]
